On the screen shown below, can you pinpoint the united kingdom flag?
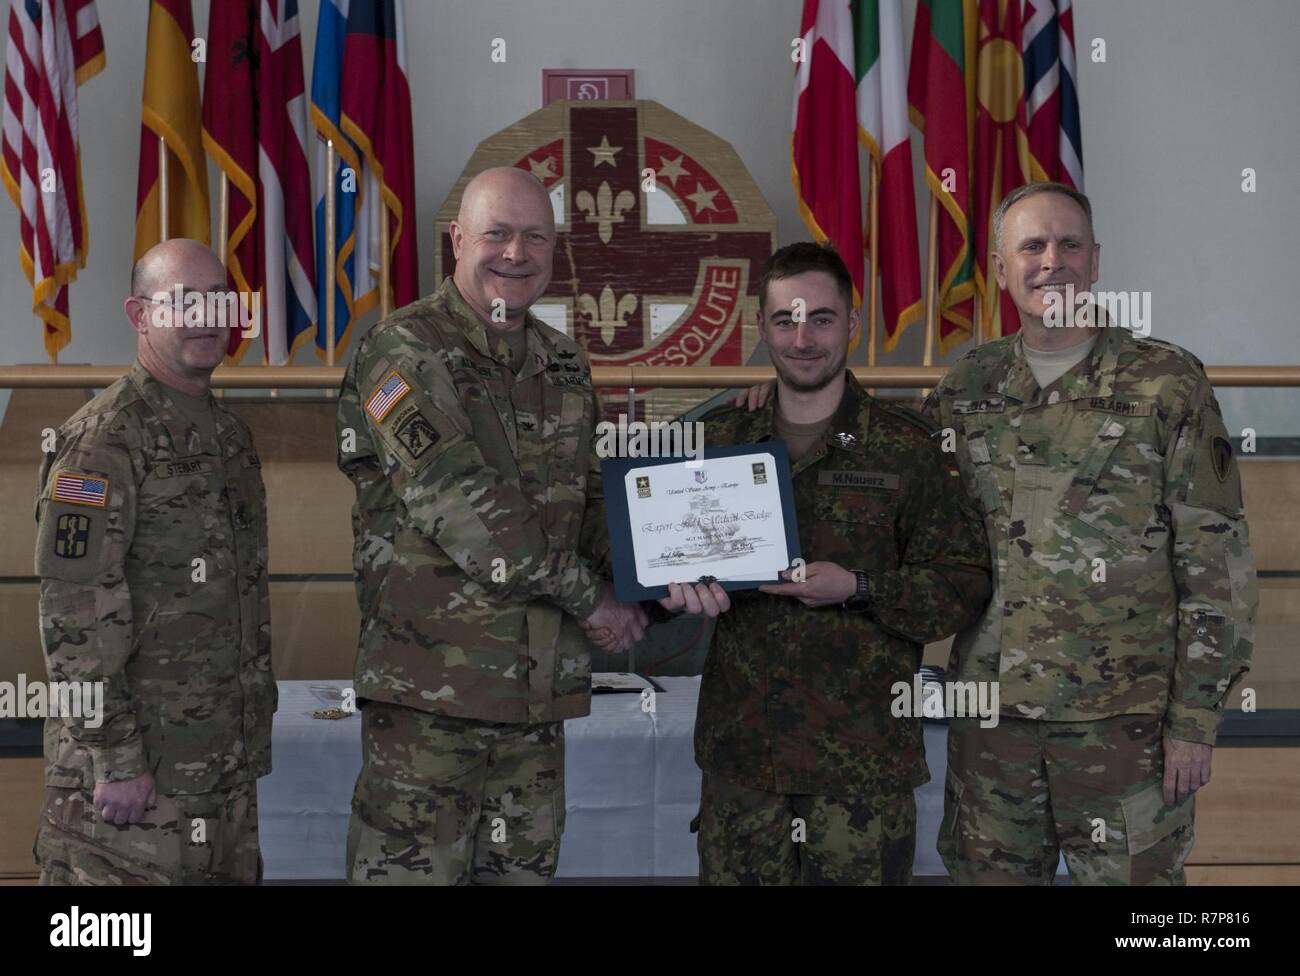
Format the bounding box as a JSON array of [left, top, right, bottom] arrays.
[[203, 0, 317, 365], [1022, 0, 1083, 189]]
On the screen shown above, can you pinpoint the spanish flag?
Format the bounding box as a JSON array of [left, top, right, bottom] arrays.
[[134, 0, 210, 260]]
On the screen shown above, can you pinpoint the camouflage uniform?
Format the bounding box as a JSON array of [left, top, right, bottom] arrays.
[[690, 374, 992, 884], [337, 277, 607, 885], [924, 326, 1256, 885], [33, 362, 275, 885]]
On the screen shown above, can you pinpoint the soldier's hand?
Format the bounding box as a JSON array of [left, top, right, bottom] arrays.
[[728, 382, 774, 412], [759, 562, 857, 608], [658, 581, 730, 617], [1162, 737, 1212, 806], [92, 771, 157, 826], [582, 587, 648, 653]]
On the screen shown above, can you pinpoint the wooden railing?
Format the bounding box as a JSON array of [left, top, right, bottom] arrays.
[[0, 364, 1297, 389]]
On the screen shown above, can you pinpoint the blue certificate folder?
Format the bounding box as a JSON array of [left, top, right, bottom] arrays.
[[600, 441, 802, 603]]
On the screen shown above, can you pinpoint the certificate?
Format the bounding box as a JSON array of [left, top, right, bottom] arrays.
[[601, 442, 801, 602]]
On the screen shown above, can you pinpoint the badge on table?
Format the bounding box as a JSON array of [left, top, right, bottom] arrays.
[[601, 442, 801, 601]]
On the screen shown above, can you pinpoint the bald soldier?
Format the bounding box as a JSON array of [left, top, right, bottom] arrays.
[[337, 166, 647, 885], [923, 183, 1256, 884], [33, 239, 275, 885]]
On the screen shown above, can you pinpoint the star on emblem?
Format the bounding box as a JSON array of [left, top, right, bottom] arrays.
[[527, 155, 558, 181], [685, 182, 719, 214], [587, 135, 623, 167], [656, 154, 688, 186]]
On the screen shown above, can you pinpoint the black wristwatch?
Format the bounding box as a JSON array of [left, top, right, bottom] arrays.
[[843, 569, 873, 613]]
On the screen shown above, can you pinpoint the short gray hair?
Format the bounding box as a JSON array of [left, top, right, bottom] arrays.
[[993, 181, 1095, 252]]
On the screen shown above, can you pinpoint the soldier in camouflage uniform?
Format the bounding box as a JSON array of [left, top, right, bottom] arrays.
[[33, 239, 275, 885], [922, 183, 1257, 884], [337, 166, 647, 885], [664, 243, 991, 885]]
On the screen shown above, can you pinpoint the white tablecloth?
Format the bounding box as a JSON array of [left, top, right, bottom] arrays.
[[258, 678, 1003, 880]]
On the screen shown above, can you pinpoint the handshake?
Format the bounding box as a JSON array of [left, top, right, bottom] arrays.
[[581, 581, 732, 654]]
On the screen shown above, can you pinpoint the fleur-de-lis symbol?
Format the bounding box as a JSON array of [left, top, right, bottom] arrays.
[[575, 181, 635, 244], [577, 285, 638, 346]]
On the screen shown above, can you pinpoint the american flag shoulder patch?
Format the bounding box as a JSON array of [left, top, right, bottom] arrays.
[[51, 471, 109, 508], [365, 370, 412, 424]]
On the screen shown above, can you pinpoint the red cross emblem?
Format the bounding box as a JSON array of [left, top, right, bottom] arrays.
[[435, 100, 777, 421]]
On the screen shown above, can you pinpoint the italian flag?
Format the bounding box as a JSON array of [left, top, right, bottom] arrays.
[[908, 0, 978, 353], [793, 0, 865, 314], [854, 0, 923, 350]]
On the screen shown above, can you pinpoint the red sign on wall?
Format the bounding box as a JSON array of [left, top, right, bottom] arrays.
[[542, 69, 634, 105]]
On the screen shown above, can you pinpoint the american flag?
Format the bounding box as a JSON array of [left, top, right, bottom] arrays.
[[2, 0, 105, 360], [1023, 0, 1083, 189], [203, 0, 317, 366], [364, 370, 410, 423], [52, 471, 108, 506]]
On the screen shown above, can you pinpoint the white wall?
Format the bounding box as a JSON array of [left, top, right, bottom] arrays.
[[0, 0, 1296, 431]]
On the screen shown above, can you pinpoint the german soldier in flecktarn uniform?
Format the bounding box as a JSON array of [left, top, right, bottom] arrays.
[[923, 183, 1257, 885], [33, 240, 275, 885], [619, 242, 992, 885], [337, 167, 648, 885]]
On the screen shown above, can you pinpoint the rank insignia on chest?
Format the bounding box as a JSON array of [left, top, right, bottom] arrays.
[[365, 370, 412, 423], [53, 513, 91, 558], [832, 432, 857, 448], [953, 398, 1006, 415], [394, 411, 440, 459], [51, 471, 108, 507]]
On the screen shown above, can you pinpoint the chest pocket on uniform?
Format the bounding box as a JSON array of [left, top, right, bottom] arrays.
[[134, 455, 222, 581], [811, 488, 899, 570], [1058, 418, 1138, 543]]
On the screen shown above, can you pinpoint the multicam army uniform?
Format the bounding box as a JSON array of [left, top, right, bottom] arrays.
[[923, 325, 1256, 885], [336, 277, 607, 885], [33, 362, 275, 885], [691, 374, 991, 885]]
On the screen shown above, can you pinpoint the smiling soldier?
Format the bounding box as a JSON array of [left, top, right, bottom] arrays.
[[336, 166, 647, 885], [33, 239, 274, 885], [923, 183, 1257, 885]]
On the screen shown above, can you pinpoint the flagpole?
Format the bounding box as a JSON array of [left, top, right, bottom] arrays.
[[216, 173, 229, 399], [323, 140, 338, 397], [158, 136, 169, 241], [866, 157, 880, 396], [380, 204, 392, 319], [922, 194, 938, 397]]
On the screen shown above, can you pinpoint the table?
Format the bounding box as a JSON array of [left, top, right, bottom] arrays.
[[258, 678, 1030, 880]]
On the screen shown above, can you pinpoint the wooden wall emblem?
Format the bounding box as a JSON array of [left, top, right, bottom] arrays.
[[434, 99, 777, 422]]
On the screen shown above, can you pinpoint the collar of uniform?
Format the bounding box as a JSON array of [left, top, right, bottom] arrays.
[[1001, 325, 1119, 405], [126, 361, 216, 456], [751, 372, 867, 471], [439, 276, 549, 376]]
